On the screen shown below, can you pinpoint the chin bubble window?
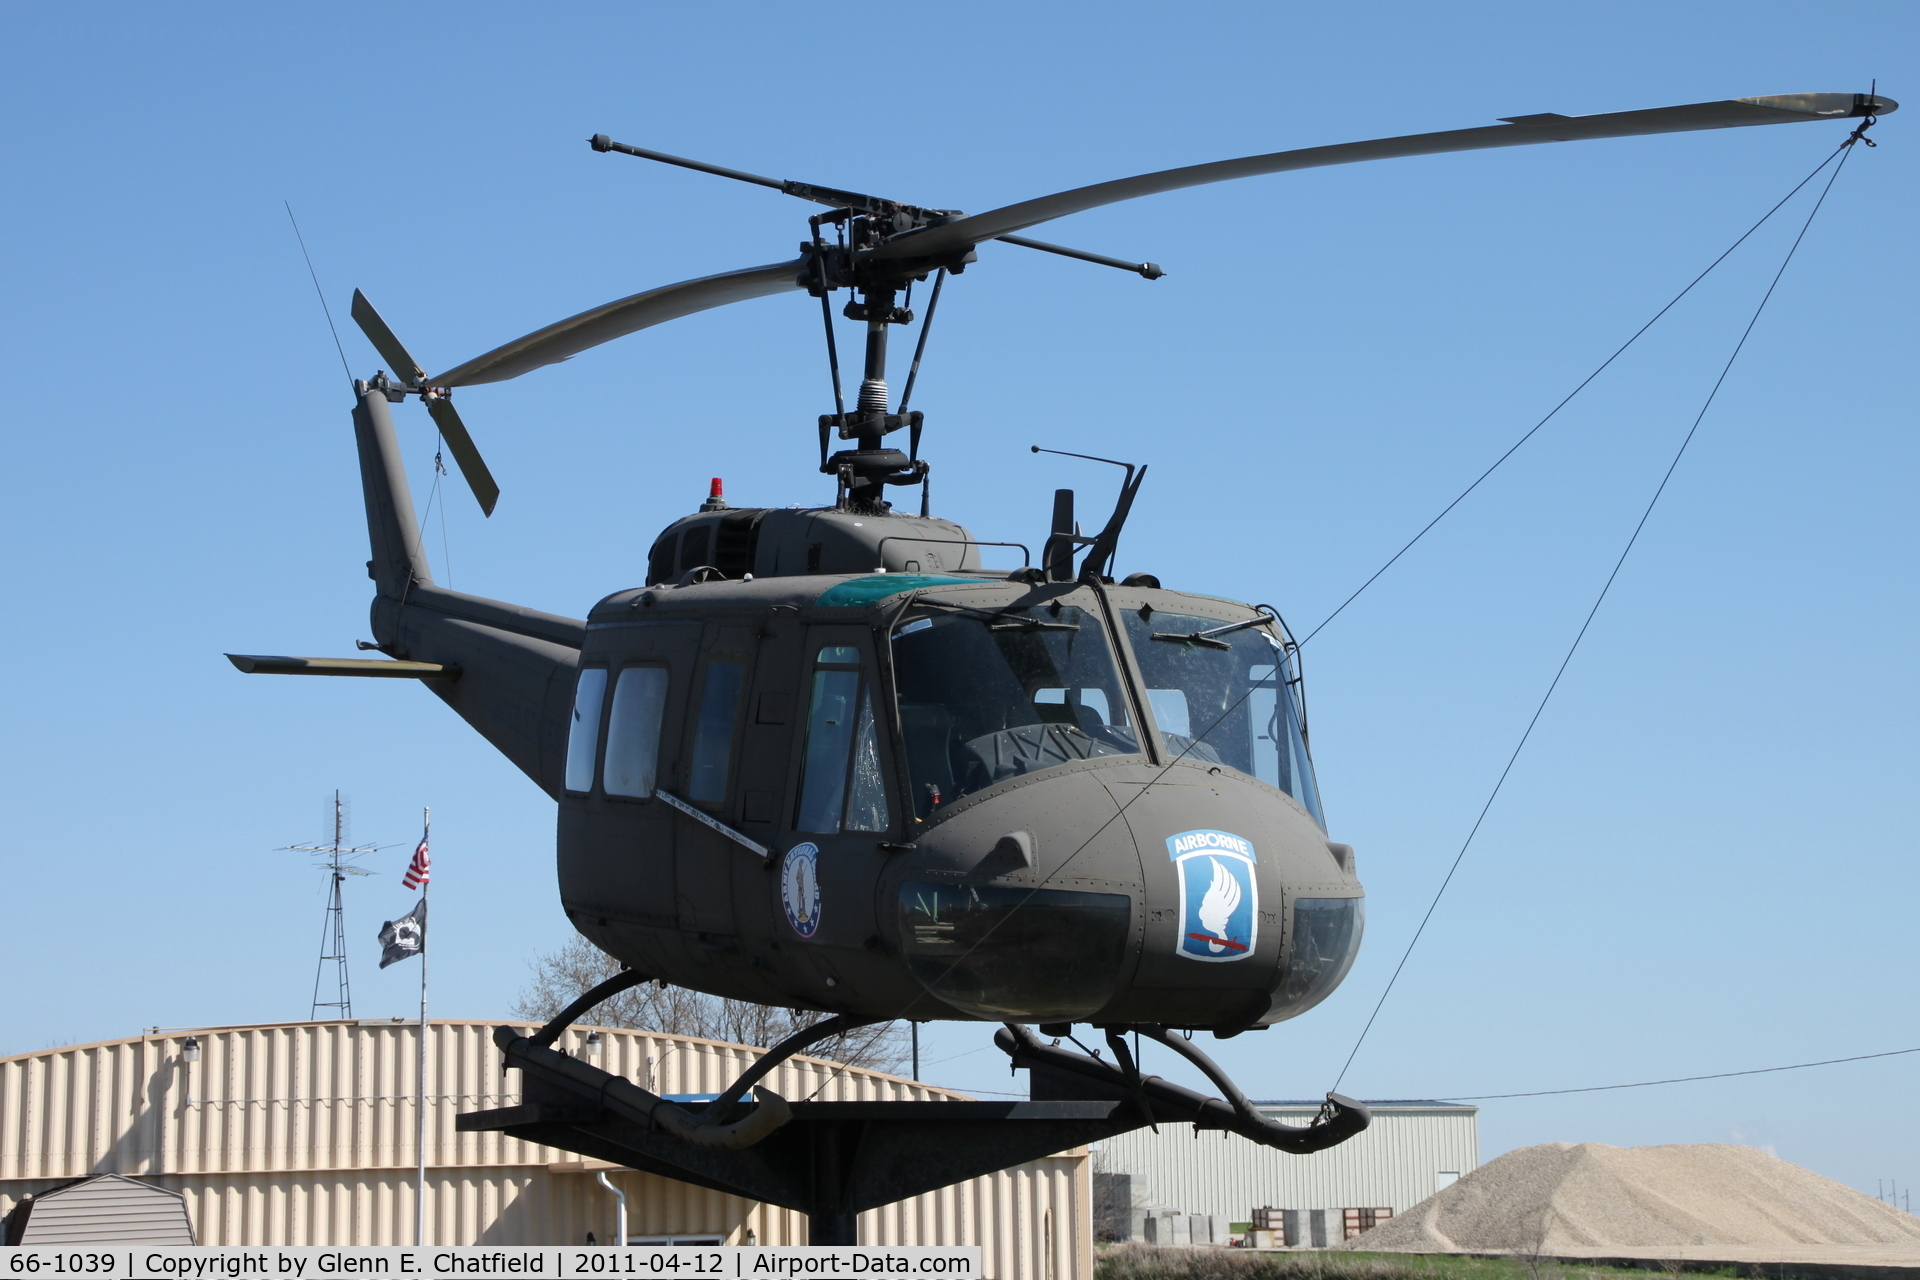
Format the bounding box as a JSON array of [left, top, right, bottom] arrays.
[[899, 882, 1132, 1020], [891, 604, 1140, 820], [1122, 610, 1325, 829], [1273, 897, 1363, 1018]]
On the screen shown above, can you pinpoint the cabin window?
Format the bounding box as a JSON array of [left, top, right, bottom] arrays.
[[795, 647, 890, 834], [604, 666, 670, 798], [688, 662, 745, 803], [844, 688, 889, 832], [565, 667, 608, 793], [1143, 689, 1189, 737], [890, 605, 1138, 819], [1121, 611, 1326, 829], [1035, 686, 1112, 723]]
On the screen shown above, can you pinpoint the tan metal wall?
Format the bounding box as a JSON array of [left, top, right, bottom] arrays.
[[1095, 1102, 1478, 1219], [0, 1021, 1089, 1280]]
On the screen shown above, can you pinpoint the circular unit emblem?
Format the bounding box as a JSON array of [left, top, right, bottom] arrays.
[[780, 842, 822, 938]]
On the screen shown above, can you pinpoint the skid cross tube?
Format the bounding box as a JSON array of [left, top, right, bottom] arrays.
[[700, 1013, 881, 1120], [529, 968, 652, 1049]]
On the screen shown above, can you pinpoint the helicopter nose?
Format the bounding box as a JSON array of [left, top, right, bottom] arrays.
[[888, 764, 1348, 1026], [1085, 767, 1339, 1026]]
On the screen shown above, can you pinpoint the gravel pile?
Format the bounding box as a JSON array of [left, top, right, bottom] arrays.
[[1343, 1142, 1920, 1252]]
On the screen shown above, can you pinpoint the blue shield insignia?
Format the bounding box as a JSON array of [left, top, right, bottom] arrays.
[[781, 842, 821, 938], [1167, 829, 1258, 962]]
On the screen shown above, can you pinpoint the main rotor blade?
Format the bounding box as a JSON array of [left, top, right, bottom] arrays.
[[867, 93, 1896, 263], [432, 258, 808, 386], [424, 395, 501, 517], [350, 289, 428, 384]]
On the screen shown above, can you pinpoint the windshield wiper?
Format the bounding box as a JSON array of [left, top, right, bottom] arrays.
[[911, 598, 1080, 631], [990, 619, 1080, 632], [912, 599, 1004, 620], [1150, 615, 1272, 650]]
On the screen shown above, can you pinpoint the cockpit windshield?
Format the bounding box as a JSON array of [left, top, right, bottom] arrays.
[[1121, 610, 1326, 829], [891, 604, 1140, 819]]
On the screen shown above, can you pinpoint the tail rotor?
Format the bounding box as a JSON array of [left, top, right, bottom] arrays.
[[350, 289, 501, 516]]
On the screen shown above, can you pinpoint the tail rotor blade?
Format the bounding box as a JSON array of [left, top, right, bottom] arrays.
[[425, 395, 501, 517], [351, 289, 429, 385]]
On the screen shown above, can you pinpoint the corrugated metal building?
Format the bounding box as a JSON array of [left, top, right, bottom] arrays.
[[0, 1020, 1088, 1279], [1095, 1100, 1477, 1224]]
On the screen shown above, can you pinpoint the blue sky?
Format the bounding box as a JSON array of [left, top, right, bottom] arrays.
[[2, 3, 1913, 1199]]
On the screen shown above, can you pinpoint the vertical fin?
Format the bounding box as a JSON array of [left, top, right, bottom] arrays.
[[354, 383, 434, 601]]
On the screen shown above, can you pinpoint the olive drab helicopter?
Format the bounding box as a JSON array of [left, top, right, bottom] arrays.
[[231, 91, 1892, 1239]]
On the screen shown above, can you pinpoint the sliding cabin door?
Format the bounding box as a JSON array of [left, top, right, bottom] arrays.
[[669, 621, 757, 937]]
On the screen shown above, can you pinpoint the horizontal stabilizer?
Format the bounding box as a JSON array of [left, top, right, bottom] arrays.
[[225, 654, 459, 679]]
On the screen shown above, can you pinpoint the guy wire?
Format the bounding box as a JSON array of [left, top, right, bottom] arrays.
[[783, 133, 1875, 1103], [1439, 1046, 1920, 1102], [436, 435, 453, 588], [284, 202, 353, 385], [1298, 136, 1856, 649], [1328, 134, 1863, 1094], [865, 139, 1866, 1065]]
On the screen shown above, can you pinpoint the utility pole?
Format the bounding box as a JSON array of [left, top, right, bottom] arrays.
[[279, 790, 381, 1019], [415, 806, 430, 1247]]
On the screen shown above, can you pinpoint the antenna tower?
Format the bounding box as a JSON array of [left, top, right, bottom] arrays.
[[278, 790, 381, 1019]]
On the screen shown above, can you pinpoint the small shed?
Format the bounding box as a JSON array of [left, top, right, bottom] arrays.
[[3, 1174, 195, 1245]]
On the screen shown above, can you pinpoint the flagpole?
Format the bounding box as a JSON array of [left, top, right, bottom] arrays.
[[415, 806, 429, 1248]]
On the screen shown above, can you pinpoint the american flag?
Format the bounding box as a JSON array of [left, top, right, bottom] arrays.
[[402, 831, 430, 889]]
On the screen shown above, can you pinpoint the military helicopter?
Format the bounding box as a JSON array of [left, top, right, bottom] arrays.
[[232, 92, 1890, 1219]]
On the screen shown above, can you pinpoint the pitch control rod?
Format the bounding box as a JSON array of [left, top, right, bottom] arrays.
[[590, 134, 1158, 278]]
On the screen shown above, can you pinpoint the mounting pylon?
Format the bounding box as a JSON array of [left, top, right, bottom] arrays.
[[279, 790, 381, 1020]]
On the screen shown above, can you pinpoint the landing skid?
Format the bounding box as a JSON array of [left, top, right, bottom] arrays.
[[457, 981, 1369, 1244]]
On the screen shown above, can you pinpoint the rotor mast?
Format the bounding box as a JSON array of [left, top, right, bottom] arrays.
[[806, 203, 969, 512]]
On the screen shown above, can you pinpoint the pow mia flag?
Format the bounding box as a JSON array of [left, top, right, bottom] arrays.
[[378, 897, 427, 968]]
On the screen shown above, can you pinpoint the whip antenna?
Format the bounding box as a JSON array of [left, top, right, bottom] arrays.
[[284, 202, 353, 385]]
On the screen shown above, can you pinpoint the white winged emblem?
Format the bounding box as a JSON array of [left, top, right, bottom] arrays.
[[1196, 856, 1243, 953]]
